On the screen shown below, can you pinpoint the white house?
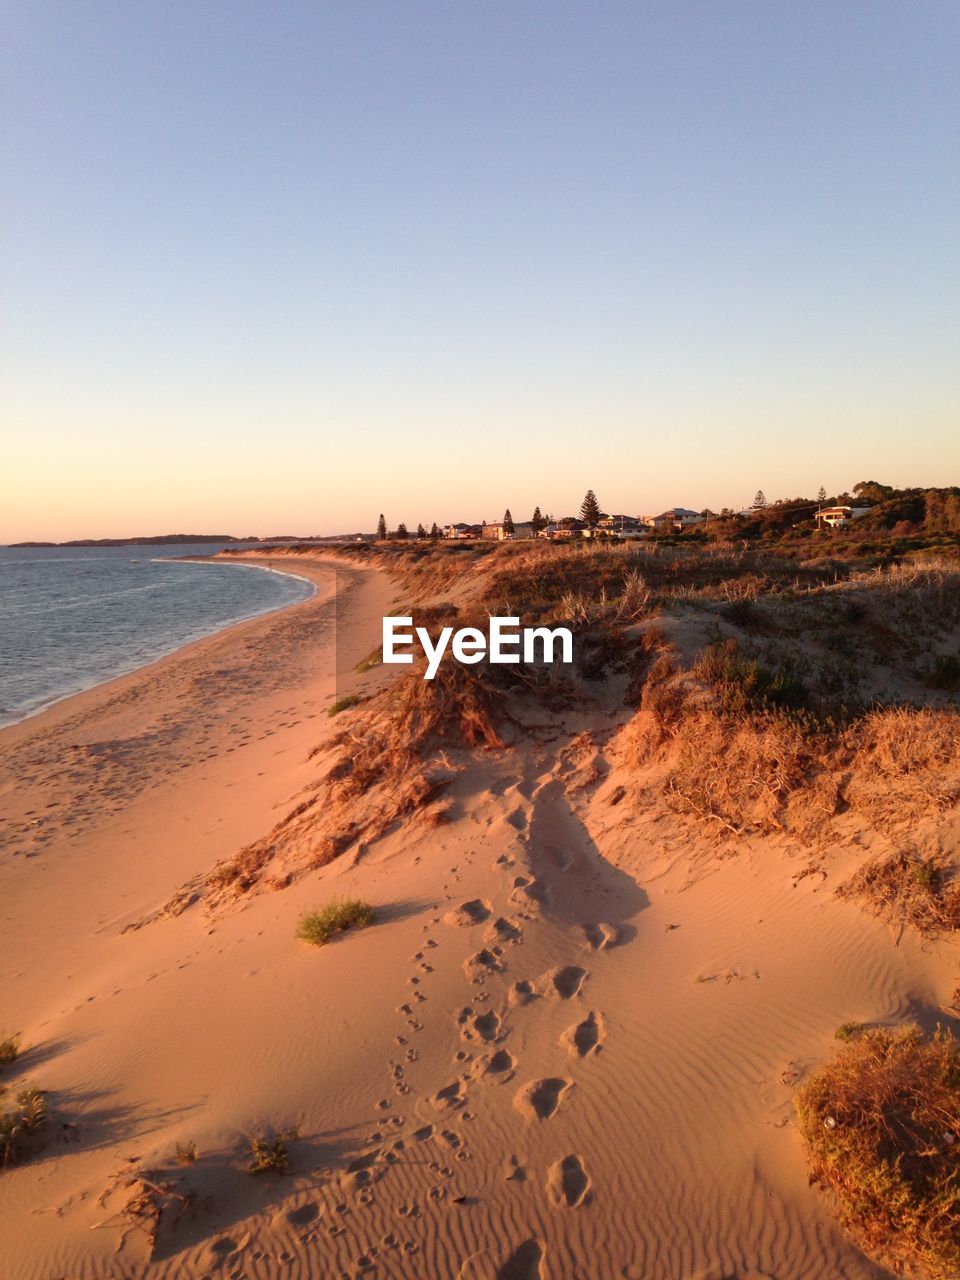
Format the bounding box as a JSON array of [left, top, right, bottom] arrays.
[[814, 506, 872, 529]]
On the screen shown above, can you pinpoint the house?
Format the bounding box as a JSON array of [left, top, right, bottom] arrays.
[[642, 507, 705, 532], [482, 521, 535, 540], [814, 506, 872, 529], [598, 514, 646, 538], [443, 522, 482, 539], [539, 517, 586, 540]]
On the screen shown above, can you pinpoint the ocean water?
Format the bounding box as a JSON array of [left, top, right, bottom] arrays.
[[0, 544, 314, 727]]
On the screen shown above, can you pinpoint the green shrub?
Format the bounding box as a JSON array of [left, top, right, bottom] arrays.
[[328, 694, 365, 717], [796, 1026, 960, 1278], [834, 1021, 867, 1041], [355, 647, 382, 673], [248, 1126, 298, 1174], [695, 639, 809, 715], [297, 899, 375, 946]]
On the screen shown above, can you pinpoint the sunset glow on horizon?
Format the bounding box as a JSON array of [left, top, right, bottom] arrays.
[[3, 1, 958, 543]]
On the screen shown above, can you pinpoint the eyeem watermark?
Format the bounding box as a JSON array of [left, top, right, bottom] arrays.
[[383, 616, 573, 680]]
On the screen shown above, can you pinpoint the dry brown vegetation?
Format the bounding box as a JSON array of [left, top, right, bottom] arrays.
[[838, 851, 960, 937], [0, 1086, 46, 1168], [621, 562, 960, 855], [192, 544, 960, 913], [96, 1165, 195, 1255], [796, 1026, 960, 1279]]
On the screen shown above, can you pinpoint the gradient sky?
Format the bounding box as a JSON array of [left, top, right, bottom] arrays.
[[3, 1, 958, 541]]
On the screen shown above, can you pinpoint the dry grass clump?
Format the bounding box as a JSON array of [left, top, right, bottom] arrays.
[[796, 1026, 960, 1279], [297, 898, 375, 945], [0, 1086, 46, 1167], [96, 1165, 194, 1252], [382, 656, 507, 753], [845, 708, 960, 828], [838, 850, 960, 937], [662, 707, 825, 839], [0, 1033, 20, 1067]]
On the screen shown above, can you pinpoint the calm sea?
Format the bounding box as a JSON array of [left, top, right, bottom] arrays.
[[0, 544, 314, 727]]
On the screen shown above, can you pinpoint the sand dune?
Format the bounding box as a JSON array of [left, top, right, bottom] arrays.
[[1, 553, 956, 1278]]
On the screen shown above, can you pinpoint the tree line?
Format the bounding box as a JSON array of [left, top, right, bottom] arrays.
[[375, 491, 605, 541]]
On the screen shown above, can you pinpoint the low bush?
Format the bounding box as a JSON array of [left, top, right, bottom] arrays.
[[328, 694, 365, 717], [0, 1086, 46, 1167], [796, 1027, 960, 1279], [835, 1021, 867, 1041], [694, 638, 810, 716], [838, 850, 960, 936], [248, 1126, 299, 1174], [297, 898, 375, 946]]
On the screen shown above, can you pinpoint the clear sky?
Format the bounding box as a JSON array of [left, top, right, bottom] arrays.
[[3, 1, 958, 541]]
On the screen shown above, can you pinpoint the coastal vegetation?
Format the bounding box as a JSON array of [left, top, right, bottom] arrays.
[[796, 1027, 960, 1279], [247, 1126, 299, 1174], [327, 694, 366, 717], [198, 516, 960, 1276], [0, 1087, 46, 1168], [297, 899, 376, 946]]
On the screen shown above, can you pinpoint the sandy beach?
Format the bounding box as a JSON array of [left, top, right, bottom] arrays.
[[1, 549, 957, 1279]]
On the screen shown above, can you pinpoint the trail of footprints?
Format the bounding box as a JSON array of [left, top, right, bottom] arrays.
[[335, 836, 619, 1277]]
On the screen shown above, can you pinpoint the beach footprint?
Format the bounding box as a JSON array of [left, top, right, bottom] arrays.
[[513, 1077, 573, 1122], [561, 1010, 604, 1058], [547, 1154, 591, 1208], [581, 921, 621, 950], [445, 899, 492, 927], [542, 965, 587, 999], [496, 1239, 545, 1280]]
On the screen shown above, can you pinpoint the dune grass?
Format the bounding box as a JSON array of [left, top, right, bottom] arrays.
[[0, 1087, 46, 1168], [297, 898, 375, 946], [0, 1034, 20, 1067], [838, 850, 960, 936], [327, 694, 365, 717], [796, 1026, 960, 1278], [835, 1021, 867, 1041]]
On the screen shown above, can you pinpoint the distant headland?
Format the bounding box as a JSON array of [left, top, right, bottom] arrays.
[[10, 534, 250, 548]]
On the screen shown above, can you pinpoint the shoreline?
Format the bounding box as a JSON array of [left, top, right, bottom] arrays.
[[0, 554, 320, 737], [0, 549, 391, 870]]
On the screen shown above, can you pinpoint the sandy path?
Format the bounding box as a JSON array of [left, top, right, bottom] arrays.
[[2, 552, 954, 1278]]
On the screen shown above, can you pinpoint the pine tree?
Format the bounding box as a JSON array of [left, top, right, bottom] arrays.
[[579, 489, 601, 528], [753, 490, 767, 510], [396, 522, 408, 540], [502, 508, 515, 535], [430, 522, 440, 539], [531, 506, 544, 535], [416, 522, 426, 539], [377, 513, 387, 541], [817, 486, 827, 505]]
